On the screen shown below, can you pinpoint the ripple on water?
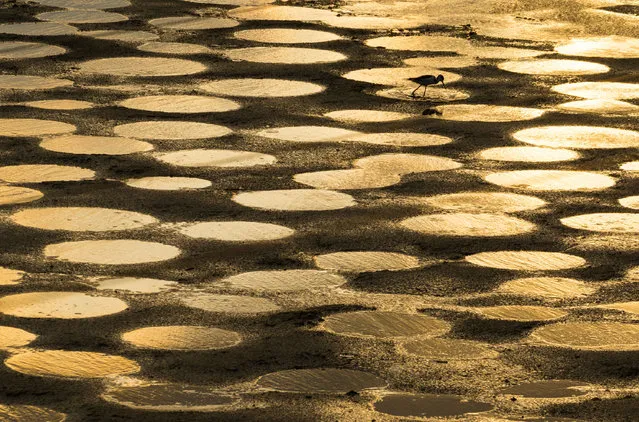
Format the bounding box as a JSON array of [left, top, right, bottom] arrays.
[[561, 213, 639, 233], [114, 121, 232, 140], [10, 207, 158, 232], [199, 78, 325, 97], [79, 57, 207, 76], [0, 405, 66, 422], [499, 380, 589, 398], [465, 250, 587, 271], [44, 240, 181, 265], [552, 82, 639, 100], [122, 326, 242, 350], [36, 9, 128, 24], [485, 170, 615, 191], [0, 292, 128, 318], [432, 104, 545, 122], [555, 36, 639, 58], [321, 311, 450, 339], [0, 186, 43, 206], [149, 16, 239, 30], [118, 95, 240, 114], [0, 75, 73, 90], [314, 251, 420, 273], [256, 126, 359, 143], [40, 135, 153, 155], [497, 277, 596, 299], [222, 269, 347, 291], [256, 368, 386, 393], [221, 47, 346, 64], [30, 0, 131, 8], [0, 326, 37, 349], [0, 41, 66, 60], [400, 213, 536, 237], [529, 322, 639, 350], [233, 28, 341, 44], [513, 126, 639, 149], [175, 221, 294, 241], [137, 41, 212, 55]]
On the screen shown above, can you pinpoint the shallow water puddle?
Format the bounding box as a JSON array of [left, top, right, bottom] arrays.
[[228, 5, 335, 21], [26, 100, 94, 110], [499, 380, 589, 398], [314, 251, 420, 273], [529, 322, 639, 350], [0, 405, 66, 422], [175, 221, 294, 241], [118, 95, 240, 114], [199, 78, 325, 97], [404, 56, 478, 68], [80, 57, 206, 77], [354, 153, 462, 175], [347, 132, 453, 147], [471, 305, 568, 322], [36, 9, 128, 24], [561, 213, 639, 233], [0, 292, 128, 318], [513, 126, 639, 149], [556, 99, 639, 115], [80, 30, 159, 43], [137, 42, 211, 55], [256, 126, 359, 143], [365, 35, 472, 52], [44, 240, 181, 264], [125, 176, 211, 191], [41, 135, 153, 155], [31, 0, 131, 8], [222, 269, 346, 291], [402, 338, 498, 360], [5, 350, 140, 378], [0, 164, 94, 183], [465, 251, 587, 271], [0, 267, 24, 285], [555, 36, 639, 58], [375, 87, 470, 102], [342, 67, 461, 86], [0, 326, 37, 349], [0, 118, 75, 137], [619, 196, 639, 210], [11, 207, 157, 232], [222, 47, 346, 64], [102, 383, 238, 411], [0, 75, 72, 90], [552, 82, 639, 100], [233, 28, 341, 44], [432, 105, 545, 122], [485, 170, 615, 191], [181, 293, 280, 313], [321, 311, 450, 339], [498, 59, 609, 76], [256, 368, 386, 393], [421, 192, 546, 213], [233, 189, 356, 211], [0, 22, 78, 36], [400, 213, 536, 237], [149, 16, 239, 30], [479, 146, 580, 162], [95, 277, 178, 294], [122, 326, 242, 350], [114, 121, 231, 140], [324, 109, 414, 123], [497, 277, 595, 299], [0, 41, 66, 60], [374, 393, 493, 418], [155, 149, 275, 168], [0, 186, 43, 206], [293, 169, 401, 190]]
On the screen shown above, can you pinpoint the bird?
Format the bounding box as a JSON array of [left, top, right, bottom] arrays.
[[408, 74, 445, 97]]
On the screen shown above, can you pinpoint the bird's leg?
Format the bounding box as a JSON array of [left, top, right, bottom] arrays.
[[422, 85, 427, 97], [411, 85, 421, 97]]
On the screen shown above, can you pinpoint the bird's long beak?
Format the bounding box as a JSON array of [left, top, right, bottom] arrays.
[[441, 81, 446, 88]]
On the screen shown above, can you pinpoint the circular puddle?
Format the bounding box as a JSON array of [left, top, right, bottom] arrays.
[[354, 153, 462, 174], [619, 196, 639, 210], [484, 170, 615, 191], [0, 75, 72, 90], [256, 368, 386, 393], [0, 22, 77, 36], [0, 405, 66, 422], [228, 5, 335, 21], [125, 176, 211, 190], [0, 292, 128, 319], [421, 192, 546, 213], [374, 393, 493, 418], [95, 277, 178, 294], [498, 59, 609, 75], [0, 267, 24, 285], [324, 109, 413, 123], [0, 326, 37, 349], [80, 30, 159, 43], [375, 86, 470, 102], [555, 36, 639, 58], [293, 169, 401, 190], [233, 28, 341, 44], [11, 207, 157, 232], [404, 56, 478, 68], [556, 99, 639, 115], [175, 221, 294, 241], [5, 350, 140, 378], [465, 250, 587, 271], [314, 251, 420, 273], [222, 269, 346, 291], [114, 121, 231, 140], [402, 338, 498, 360], [513, 126, 639, 149], [0, 186, 43, 206], [149, 16, 239, 30], [200, 78, 324, 97], [36, 9, 128, 24], [365, 35, 471, 52], [529, 322, 639, 350], [41, 135, 153, 155], [31, 0, 131, 8], [347, 132, 453, 147], [472, 305, 568, 322], [342, 67, 461, 86], [155, 149, 275, 168], [322, 311, 450, 339], [44, 240, 181, 265], [499, 380, 589, 398], [118, 95, 240, 114], [479, 146, 580, 162], [181, 293, 280, 313], [0, 41, 66, 60], [0, 164, 94, 183], [552, 82, 639, 100], [432, 104, 545, 122], [80, 57, 207, 77], [0, 118, 75, 137], [222, 47, 346, 64], [233, 189, 356, 211], [497, 277, 595, 299], [137, 41, 211, 55], [102, 383, 238, 411], [256, 125, 359, 143], [26, 100, 93, 110], [561, 213, 639, 233], [400, 213, 536, 237], [122, 326, 242, 350]]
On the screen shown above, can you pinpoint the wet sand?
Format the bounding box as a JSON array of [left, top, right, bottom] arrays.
[[1, 0, 639, 420]]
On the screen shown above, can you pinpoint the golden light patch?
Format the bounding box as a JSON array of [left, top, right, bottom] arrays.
[[324, 109, 414, 123], [321, 311, 450, 339], [256, 368, 386, 393], [293, 169, 401, 190], [0, 326, 37, 349], [175, 221, 294, 241], [149, 16, 239, 30], [342, 67, 461, 86], [498, 59, 609, 75], [472, 305, 568, 322], [181, 294, 281, 314], [314, 251, 420, 273], [485, 170, 615, 191], [552, 82, 639, 100], [529, 322, 639, 350], [0, 292, 128, 319], [155, 149, 275, 168], [200, 78, 325, 97], [80, 57, 207, 77], [222, 269, 346, 291], [513, 126, 639, 149], [365, 35, 471, 52], [233, 28, 341, 44], [125, 177, 211, 191], [497, 277, 595, 299], [36, 9, 128, 24], [479, 146, 580, 162], [11, 207, 158, 232], [432, 104, 545, 122], [561, 213, 639, 233], [25, 100, 93, 110], [95, 277, 178, 294], [118, 95, 240, 114], [465, 250, 587, 271], [0, 186, 43, 206], [400, 213, 536, 237], [256, 126, 359, 143], [44, 240, 181, 265], [555, 36, 639, 58], [222, 47, 346, 64], [41, 135, 153, 155], [0, 75, 73, 90], [137, 41, 211, 55], [346, 132, 453, 147], [114, 121, 231, 140], [0, 405, 66, 422], [233, 189, 356, 211], [421, 192, 546, 213], [122, 326, 242, 350], [0, 41, 66, 59], [0, 164, 94, 183]]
